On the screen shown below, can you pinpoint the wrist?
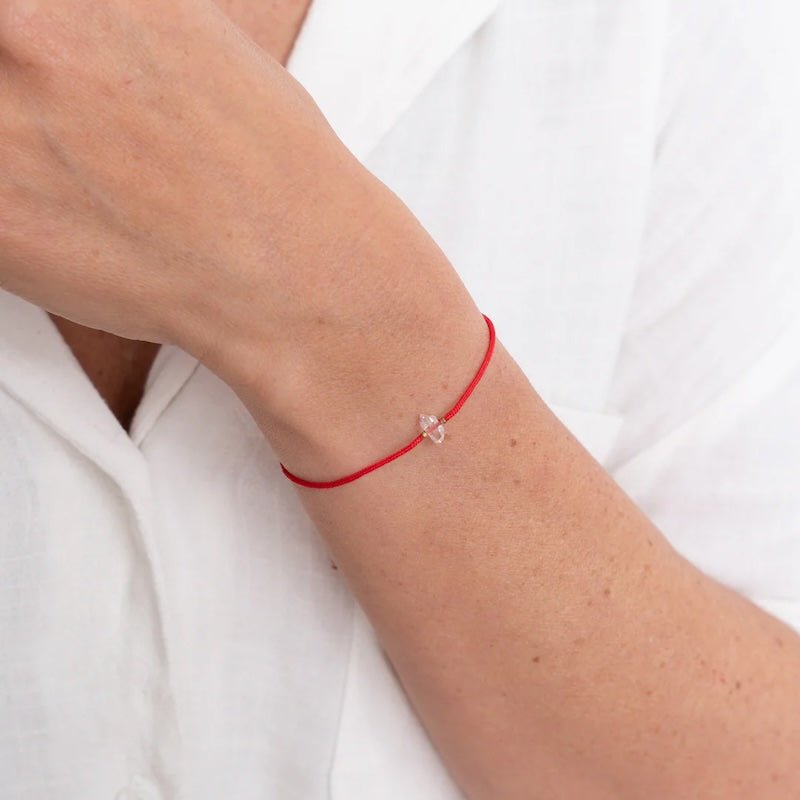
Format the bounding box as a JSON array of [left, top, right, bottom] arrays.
[[244, 296, 493, 482], [199, 173, 491, 478]]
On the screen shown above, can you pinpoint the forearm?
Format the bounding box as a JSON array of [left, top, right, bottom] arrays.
[[200, 171, 800, 798], [4, 0, 795, 791]]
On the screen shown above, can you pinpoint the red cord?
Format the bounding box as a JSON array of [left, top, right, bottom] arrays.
[[280, 313, 496, 490]]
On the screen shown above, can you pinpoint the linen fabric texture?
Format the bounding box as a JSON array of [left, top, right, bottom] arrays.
[[1, 0, 799, 797]]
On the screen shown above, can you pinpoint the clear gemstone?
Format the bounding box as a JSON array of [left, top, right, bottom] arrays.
[[419, 414, 445, 444]]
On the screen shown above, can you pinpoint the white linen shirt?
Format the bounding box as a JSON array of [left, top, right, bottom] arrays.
[[2, 1, 800, 798]]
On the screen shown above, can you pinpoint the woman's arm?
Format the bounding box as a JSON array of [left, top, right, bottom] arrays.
[[199, 170, 800, 799], [1, 3, 798, 795]]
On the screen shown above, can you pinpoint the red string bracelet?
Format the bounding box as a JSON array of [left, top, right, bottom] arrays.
[[280, 313, 496, 489]]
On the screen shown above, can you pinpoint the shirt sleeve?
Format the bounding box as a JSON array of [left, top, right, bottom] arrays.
[[605, 0, 800, 631]]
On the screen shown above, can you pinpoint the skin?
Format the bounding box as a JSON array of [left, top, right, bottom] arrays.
[[47, 0, 313, 430], [1, 2, 799, 797]]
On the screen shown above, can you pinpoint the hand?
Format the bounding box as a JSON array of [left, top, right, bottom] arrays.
[[0, 0, 361, 354]]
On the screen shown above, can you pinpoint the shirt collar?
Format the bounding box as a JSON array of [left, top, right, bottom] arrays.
[[0, 290, 137, 467], [287, 0, 503, 160], [0, 290, 198, 470]]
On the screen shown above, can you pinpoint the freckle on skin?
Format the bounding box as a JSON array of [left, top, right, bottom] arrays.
[[735, 680, 741, 690], [573, 637, 586, 646], [510, 437, 517, 447], [603, 587, 611, 597], [646, 538, 654, 547], [441, 382, 449, 391], [775, 637, 785, 648], [531, 656, 540, 663]]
